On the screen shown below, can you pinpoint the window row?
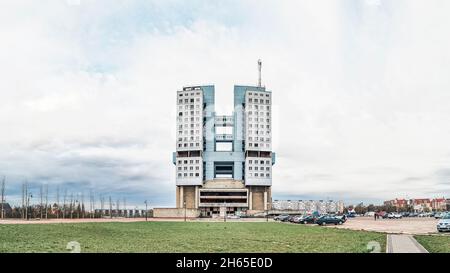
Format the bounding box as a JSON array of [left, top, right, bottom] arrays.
[[248, 124, 270, 129], [248, 143, 271, 148], [248, 166, 271, 171], [247, 111, 270, 116], [177, 172, 201, 178], [247, 130, 271, 135], [178, 125, 202, 130], [248, 98, 270, 104], [177, 159, 201, 164], [247, 118, 270, 122], [178, 137, 201, 142], [247, 92, 270, 97], [178, 98, 201, 104], [248, 160, 271, 165], [177, 166, 201, 171], [179, 91, 201, 97], [178, 143, 202, 148], [247, 172, 271, 178], [247, 105, 270, 110], [178, 110, 201, 116], [178, 129, 202, 135]]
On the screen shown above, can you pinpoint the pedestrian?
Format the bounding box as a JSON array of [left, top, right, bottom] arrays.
[[374, 212, 377, 221]]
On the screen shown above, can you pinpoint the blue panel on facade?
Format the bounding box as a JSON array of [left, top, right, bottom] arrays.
[[202, 86, 216, 152], [234, 161, 243, 180]]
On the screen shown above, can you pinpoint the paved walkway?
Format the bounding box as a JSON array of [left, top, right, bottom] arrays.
[[387, 234, 428, 253]]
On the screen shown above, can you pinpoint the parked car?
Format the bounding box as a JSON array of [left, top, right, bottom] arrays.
[[289, 215, 302, 223], [434, 212, 443, 219], [274, 214, 290, 221], [387, 213, 403, 219], [335, 215, 347, 223], [437, 213, 450, 232], [400, 212, 410, 217], [380, 212, 390, 219], [298, 215, 317, 224], [345, 213, 356, 218], [316, 215, 344, 226], [409, 212, 418, 217]]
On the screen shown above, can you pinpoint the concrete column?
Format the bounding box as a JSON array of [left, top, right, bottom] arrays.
[[179, 186, 184, 208], [249, 188, 253, 210], [195, 186, 199, 209], [264, 189, 268, 211]]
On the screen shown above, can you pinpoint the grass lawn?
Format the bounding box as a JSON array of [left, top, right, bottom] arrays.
[[415, 235, 450, 253], [0, 221, 386, 253]]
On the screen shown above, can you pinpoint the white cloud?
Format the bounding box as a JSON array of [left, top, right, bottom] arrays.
[[0, 0, 449, 206]]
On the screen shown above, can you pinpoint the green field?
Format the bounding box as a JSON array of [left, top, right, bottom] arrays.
[[415, 235, 450, 253], [0, 222, 386, 253]]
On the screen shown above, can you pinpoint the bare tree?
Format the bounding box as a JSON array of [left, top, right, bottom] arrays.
[[90, 190, 95, 218], [24, 182, 28, 220], [116, 198, 120, 217], [45, 184, 48, 219], [56, 186, 60, 219], [21, 182, 25, 219], [63, 189, 67, 219], [1, 176, 5, 219], [81, 192, 85, 218], [70, 193, 74, 219], [123, 197, 127, 218], [100, 195, 105, 218], [39, 184, 43, 220], [109, 196, 112, 219]]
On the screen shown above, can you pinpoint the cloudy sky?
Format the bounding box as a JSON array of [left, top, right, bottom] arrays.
[[1, 0, 449, 207]]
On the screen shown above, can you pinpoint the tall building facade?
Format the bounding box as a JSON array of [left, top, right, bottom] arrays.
[[173, 84, 275, 216]]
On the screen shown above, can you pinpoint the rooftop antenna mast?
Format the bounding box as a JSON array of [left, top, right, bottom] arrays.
[[257, 59, 262, 87]]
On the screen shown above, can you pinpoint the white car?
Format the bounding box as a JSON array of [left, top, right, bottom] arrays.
[[437, 214, 450, 232], [387, 213, 403, 219]]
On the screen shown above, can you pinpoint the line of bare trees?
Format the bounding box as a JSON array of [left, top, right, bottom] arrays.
[[0, 178, 145, 220]]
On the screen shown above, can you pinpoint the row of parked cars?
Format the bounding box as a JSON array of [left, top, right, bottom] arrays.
[[373, 211, 449, 219], [274, 214, 347, 226]]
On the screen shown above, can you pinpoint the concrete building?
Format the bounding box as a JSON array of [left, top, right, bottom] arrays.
[[272, 200, 344, 214], [173, 81, 275, 217], [384, 198, 408, 209], [383, 197, 448, 212]]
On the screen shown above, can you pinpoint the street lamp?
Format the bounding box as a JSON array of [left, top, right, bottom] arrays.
[[144, 200, 148, 221]]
